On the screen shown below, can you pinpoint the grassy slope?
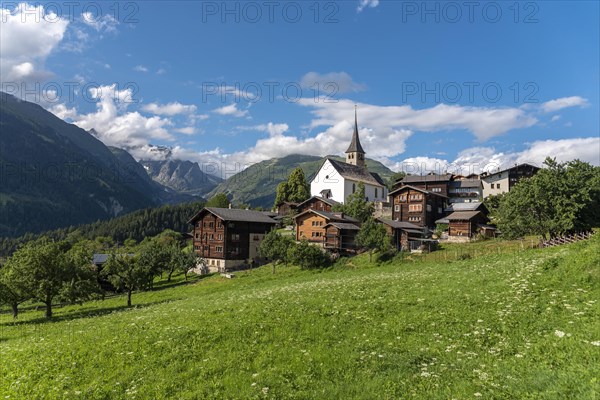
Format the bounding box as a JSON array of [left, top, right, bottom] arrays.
[[1, 237, 599, 399]]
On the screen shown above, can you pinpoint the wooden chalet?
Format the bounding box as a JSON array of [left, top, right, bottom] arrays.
[[388, 185, 447, 228], [295, 196, 340, 214], [437, 211, 493, 241], [323, 222, 360, 252], [294, 209, 359, 245], [275, 201, 299, 217], [188, 207, 278, 272], [376, 219, 426, 251], [393, 173, 453, 196]]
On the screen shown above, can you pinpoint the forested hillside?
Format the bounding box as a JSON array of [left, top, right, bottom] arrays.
[[0, 201, 205, 257]]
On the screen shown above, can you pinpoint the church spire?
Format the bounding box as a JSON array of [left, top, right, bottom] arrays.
[[345, 105, 365, 167]]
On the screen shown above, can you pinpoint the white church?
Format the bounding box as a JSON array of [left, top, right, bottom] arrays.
[[310, 108, 388, 204]]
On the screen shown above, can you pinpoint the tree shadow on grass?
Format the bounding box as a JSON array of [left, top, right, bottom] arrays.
[[377, 252, 397, 263], [0, 298, 179, 327], [151, 273, 215, 292]]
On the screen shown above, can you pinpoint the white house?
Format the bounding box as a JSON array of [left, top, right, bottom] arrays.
[[310, 108, 388, 204], [480, 163, 540, 198]]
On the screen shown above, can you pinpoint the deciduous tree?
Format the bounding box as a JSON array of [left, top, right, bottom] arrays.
[[102, 253, 151, 307], [259, 230, 294, 273], [497, 158, 600, 239], [3, 238, 97, 319], [274, 167, 310, 208], [356, 218, 390, 262], [334, 182, 374, 222], [205, 193, 230, 208], [172, 247, 200, 281], [287, 240, 330, 270]]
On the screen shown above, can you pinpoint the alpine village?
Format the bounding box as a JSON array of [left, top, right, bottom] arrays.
[[1, 94, 599, 399]]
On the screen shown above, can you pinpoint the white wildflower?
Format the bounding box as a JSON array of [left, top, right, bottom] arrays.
[[554, 330, 565, 338]]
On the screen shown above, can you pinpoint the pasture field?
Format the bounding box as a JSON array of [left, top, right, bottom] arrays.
[[1, 236, 599, 399]]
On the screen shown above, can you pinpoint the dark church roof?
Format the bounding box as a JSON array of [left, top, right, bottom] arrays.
[[345, 107, 365, 154], [327, 158, 386, 187]]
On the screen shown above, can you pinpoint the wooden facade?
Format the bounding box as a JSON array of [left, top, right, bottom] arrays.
[[323, 223, 360, 252], [189, 208, 277, 271], [295, 212, 328, 243], [393, 174, 452, 197], [294, 209, 359, 246], [276, 201, 298, 217], [389, 185, 447, 228], [446, 211, 490, 238], [376, 219, 425, 251]]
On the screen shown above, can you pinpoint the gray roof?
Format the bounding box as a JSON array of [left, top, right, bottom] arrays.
[[325, 222, 361, 230], [294, 209, 360, 223], [376, 218, 423, 231], [327, 158, 386, 187], [92, 253, 135, 265], [189, 207, 278, 224], [92, 254, 110, 264], [445, 202, 487, 213], [446, 211, 486, 221], [297, 195, 340, 209], [389, 184, 448, 198], [449, 180, 481, 189], [345, 107, 365, 154], [400, 174, 453, 184], [480, 163, 540, 178]]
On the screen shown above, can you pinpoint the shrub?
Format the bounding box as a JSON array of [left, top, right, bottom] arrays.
[[287, 240, 331, 270]]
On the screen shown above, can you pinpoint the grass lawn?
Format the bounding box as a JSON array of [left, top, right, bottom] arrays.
[[1, 236, 599, 399]]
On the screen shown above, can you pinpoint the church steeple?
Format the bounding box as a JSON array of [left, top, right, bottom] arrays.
[[345, 105, 365, 167]]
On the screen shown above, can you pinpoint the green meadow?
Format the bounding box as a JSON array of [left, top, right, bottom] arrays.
[[1, 236, 599, 399]]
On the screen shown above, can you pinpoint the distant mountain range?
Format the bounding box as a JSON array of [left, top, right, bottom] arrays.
[[141, 159, 222, 197], [207, 154, 395, 208], [0, 93, 195, 236]]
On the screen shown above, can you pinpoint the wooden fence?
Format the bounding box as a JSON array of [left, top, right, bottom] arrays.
[[539, 231, 594, 248]]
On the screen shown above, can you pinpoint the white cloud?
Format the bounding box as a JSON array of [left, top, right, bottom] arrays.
[[157, 68, 166, 75], [300, 98, 537, 142], [541, 96, 589, 113], [213, 103, 249, 118], [67, 84, 174, 148], [48, 103, 78, 121], [390, 138, 600, 175], [142, 102, 197, 116], [81, 12, 118, 33], [551, 115, 561, 122], [133, 65, 148, 72], [237, 123, 290, 136], [174, 127, 197, 135], [514, 138, 600, 166], [357, 0, 380, 12], [300, 72, 366, 94], [0, 3, 69, 81]]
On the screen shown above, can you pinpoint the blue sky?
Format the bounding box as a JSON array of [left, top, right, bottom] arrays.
[[1, 1, 598, 175]]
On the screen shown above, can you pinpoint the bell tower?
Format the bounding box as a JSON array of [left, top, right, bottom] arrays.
[[345, 105, 365, 167]]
